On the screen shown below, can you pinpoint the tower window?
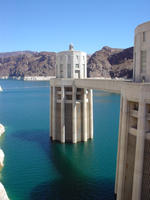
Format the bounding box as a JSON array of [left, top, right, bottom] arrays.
[[60, 56, 63, 61], [68, 55, 71, 62], [141, 50, 146, 73], [56, 65, 58, 76], [60, 64, 63, 78], [67, 64, 71, 78], [143, 32, 146, 42], [75, 70, 80, 78], [76, 64, 79, 68]]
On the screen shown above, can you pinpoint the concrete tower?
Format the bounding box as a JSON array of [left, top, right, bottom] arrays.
[[50, 45, 93, 143], [133, 21, 150, 82], [115, 21, 150, 200]]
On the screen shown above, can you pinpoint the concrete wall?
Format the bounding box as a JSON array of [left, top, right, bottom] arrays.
[[123, 134, 136, 200], [141, 139, 150, 200], [115, 84, 150, 200]]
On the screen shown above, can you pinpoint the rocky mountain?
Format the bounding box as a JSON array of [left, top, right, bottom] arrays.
[[0, 51, 56, 77], [87, 46, 133, 79], [0, 47, 133, 78]]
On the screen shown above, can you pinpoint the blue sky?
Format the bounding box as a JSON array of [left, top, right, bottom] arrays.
[[0, 0, 150, 53]]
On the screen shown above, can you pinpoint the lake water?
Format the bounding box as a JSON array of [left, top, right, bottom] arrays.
[[0, 80, 120, 200]]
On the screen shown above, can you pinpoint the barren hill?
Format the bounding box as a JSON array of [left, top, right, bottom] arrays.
[[87, 46, 133, 78]]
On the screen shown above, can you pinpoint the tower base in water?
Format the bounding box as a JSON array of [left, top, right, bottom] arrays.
[[50, 79, 93, 143]]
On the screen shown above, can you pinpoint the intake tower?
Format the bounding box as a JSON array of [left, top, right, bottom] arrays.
[[50, 44, 93, 143]]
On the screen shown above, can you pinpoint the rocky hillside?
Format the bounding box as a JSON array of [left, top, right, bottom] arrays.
[[0, 51, 56, 77], [0, 47, 133, 78], [87, 46, 133, 79]]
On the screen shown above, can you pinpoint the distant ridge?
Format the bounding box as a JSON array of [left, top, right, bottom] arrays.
[[0, 51, 35, 58], [0, 47, 133, 79]]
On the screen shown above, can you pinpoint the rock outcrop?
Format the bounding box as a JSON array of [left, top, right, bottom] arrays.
[[0, 124, 9, 199], [0, 149, 4, 169], [0, 183, 9, 200], [87, 46, 133, 79]]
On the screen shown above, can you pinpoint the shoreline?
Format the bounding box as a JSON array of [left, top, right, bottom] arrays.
[[0, 76, 131, 81], [0, 76, 55, 81], [0, 124, 9, 200]]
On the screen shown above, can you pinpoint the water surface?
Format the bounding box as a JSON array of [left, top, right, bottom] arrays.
[[0, 80, 120, 200]]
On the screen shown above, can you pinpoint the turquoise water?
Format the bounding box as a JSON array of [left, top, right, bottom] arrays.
[[0, 80, 120, 200]]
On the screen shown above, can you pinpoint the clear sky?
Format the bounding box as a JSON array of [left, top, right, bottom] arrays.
[[0, 0, 150, 54]]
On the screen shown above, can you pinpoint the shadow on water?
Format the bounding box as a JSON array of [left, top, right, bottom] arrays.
[[13, 130, 115, 200]]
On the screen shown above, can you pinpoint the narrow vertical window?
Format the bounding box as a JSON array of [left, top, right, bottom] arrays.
[[68, 55, 71, 63], [76, 55, 79, 61], [67, 64, 71, 78], [60, 64, 63, 78], [83, 64, 85, 77], [143, 32, 146, 42], [141, 50, 146, 73], [56, 65, 58, 77]]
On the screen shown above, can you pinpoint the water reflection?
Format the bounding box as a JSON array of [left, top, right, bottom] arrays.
[[13, 130, 115, 200]]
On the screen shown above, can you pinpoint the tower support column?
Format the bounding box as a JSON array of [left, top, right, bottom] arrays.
[[52, 85, 56, 140], [117, 96, 128, 200], [72, 85, 77, 143], [50, 86, 52, 138], [61, 86, 65, 143], [89, 89, 93, 139], [132, 101, 146, 200], [83, 88, 87, 141], [115, 96, 123, 195]]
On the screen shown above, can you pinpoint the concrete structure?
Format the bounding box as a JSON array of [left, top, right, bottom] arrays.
[[133, 21, 150, 82], [50, 21, 150, 199], [50, 45, 93, 143], [56, 44, 87, 79], [114, 83, 150, 200]]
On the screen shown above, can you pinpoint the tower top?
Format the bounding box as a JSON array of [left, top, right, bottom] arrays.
[[69, 43, 74, 51], [134, 21, 150, 82]]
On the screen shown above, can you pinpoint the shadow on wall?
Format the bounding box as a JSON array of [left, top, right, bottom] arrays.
[[13, 129, 115, 200]]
